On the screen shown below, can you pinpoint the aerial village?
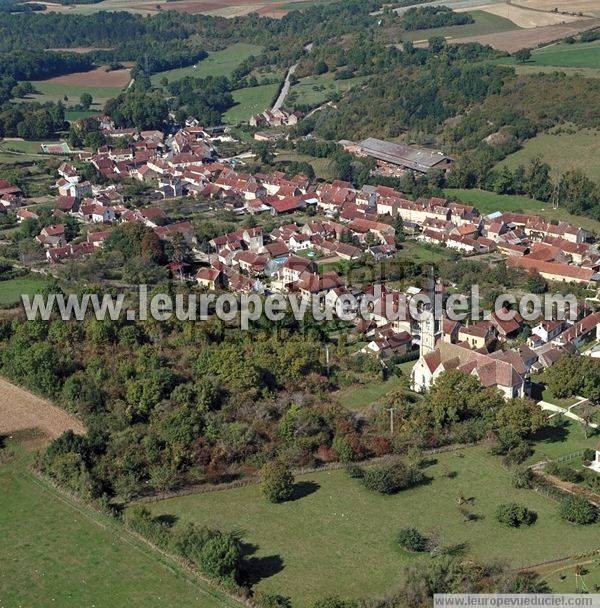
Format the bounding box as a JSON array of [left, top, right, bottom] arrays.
[[3, 116, 600, 401]]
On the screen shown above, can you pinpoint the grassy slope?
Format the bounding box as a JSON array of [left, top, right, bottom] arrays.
[[494, 39, 600, 69], [0, 277, 49, 306], [289, 73, 369, 107], [27, 82, 123, 107], [444, 188, 600, 234], [144, 446, 600, 606], [401, 10, 519, 43], [495, 126, 600, 182], [224, 83, 282, 124], [150, 43, 264, 84], [0, 446, 240, 608], [334, 373, 408, 410]]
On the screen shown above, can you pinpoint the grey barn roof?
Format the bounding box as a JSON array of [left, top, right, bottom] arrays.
[[358, 138, 453, 172]]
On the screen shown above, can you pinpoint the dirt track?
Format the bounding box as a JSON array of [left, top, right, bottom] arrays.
[[0, 377, 85, 439]]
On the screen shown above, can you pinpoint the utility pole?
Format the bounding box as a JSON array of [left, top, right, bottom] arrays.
[[325, 344, 330, 377], [387, 406, 395, 437]]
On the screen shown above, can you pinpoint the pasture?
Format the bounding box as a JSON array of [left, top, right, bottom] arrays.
[[27, 66, 130, 108], [224, 82, 281, 124], [0, 443, 240, 608], [0, 276, 49, 307], [495, 126, 600, 182], [492, 39, 600, 69], [143, 445, 600, 606], [150, 43, 263, 85], [288, 73, 369, 107], [401, 10, 519, 43], [444, 188, 600, 234]]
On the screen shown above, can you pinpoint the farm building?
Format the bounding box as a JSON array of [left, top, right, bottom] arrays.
[[349, 138, 454, 174]]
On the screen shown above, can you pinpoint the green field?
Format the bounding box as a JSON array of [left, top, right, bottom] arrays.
[[0, 276, 49, 306], [143, 445, 600, 605], [528, 418, 598, 464], [444, 188, 600, 234], [335, 372, 409, 410], [495, 126, 600, 183], [0, 443, 240, 608], [274, 152, 335, 180], [401, 10, 519, 43], [224, 83, 282, 124], [150, 43, 264, 85], [397, 240, 454, 264], [27, 82, 123, 107], [288, 72, 369, 107], [493, 39, 600, 70]]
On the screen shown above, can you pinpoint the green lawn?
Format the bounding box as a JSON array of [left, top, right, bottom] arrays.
[[528, 418, 598, 465], [224, 83, 282, 125], [143, 445, 600, 606], [495, 126, 600, 183], [0, 444, 240, 608], [274, 152, 335, 180], [288, 73, 369, 107], [150, 43, 264, 85], [401, 10, 519, 43], [492, 39, 600, 70], [335, 372, 409, 410], [65, 109, 100, 122], [396, 240, 454, 264], [444, 188, 600, 235], [27, 82, 122, 107], [0, 276, 49, 306]]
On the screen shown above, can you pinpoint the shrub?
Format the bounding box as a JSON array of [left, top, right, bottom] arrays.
[[255, 593, 292, 608], [261, 460, 294, 503], [558, 496, 597, 525], [361, 461, 425, 495], [583, 448, 596, 462], [512, 468, 534, 489], [332, 435, 357, 463], [345, 463, 364, 479], [310, 598, 358, 608], [495, 503, 537, 527], [396, 527, 428, 552], [198, 532, 243, 583]]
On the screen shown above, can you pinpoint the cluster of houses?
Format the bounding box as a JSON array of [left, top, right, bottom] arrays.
[[411, 286, 600, 399], [7, 116, 600, 398]]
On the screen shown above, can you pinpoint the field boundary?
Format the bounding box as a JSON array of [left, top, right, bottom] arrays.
[[25, 463, 248, 608], [132, 441, 479, 504]]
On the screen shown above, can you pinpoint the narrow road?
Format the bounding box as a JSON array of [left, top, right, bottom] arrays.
[[272, 62, 299, 112], [271, 41, 314, 113]]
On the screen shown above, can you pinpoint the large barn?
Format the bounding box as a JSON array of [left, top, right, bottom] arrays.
[[350, 138, 454, 174]]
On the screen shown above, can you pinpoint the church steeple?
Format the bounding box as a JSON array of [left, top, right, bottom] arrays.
[[419, 268, 441, 357]]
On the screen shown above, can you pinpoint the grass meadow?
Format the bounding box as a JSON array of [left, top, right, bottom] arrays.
[[288, 73, 369, 107], [0, 442, 240, 608], [495, 126, 600, 183], [143, 445, 600, 606], [224, 83, 282, 124], [0, 276, 49, 306], [150, 43, 264, 85], [400, 11, 519, 43]]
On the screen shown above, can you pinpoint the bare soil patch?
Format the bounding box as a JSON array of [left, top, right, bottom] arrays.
[[451, 18, 600, 52], [513, 0, 600, 18], [458, 3, 585, 27], [0, 377, 85, 439], [40, 66, 131, 88]]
